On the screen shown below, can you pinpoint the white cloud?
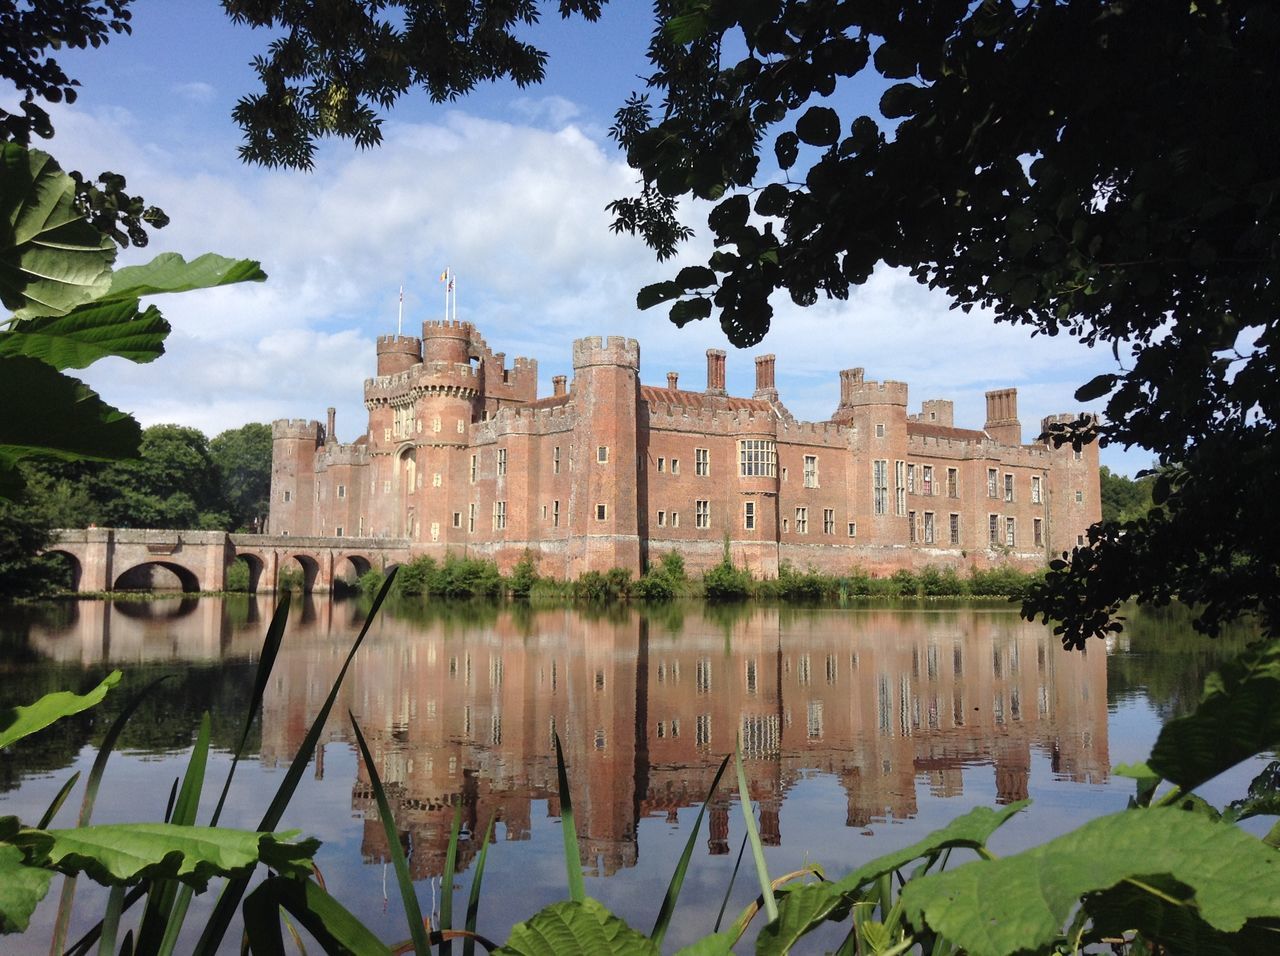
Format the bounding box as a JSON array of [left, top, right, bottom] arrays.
[[509, 94, 582, 128], [42, 97, 1143, 474], [172, 81, 216, 104]]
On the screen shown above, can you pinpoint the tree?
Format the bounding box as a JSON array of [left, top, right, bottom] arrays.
[[210, 422, 273, 531], [598, 0, 1279, 647], [1099, 466, 1153, 525], [90, 424, 230, 530]]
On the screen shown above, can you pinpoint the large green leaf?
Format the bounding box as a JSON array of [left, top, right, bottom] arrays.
[[0, 843, 54, 934], [101, 252, 265, 303], [0, 300, 168, 369], [0, 356, 141, 492], [0, 671, 121, 750], [757, 802, 1025, 955], [14, 824, 318, 890], [899, 808, 1280, 956], [1148, 639, 1280, 791], [0, 144, 115, 318], [496, 899, 658, 956]]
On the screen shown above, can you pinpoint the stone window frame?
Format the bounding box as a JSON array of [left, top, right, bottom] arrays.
[[795, 506, 808, 534], [744, 500, 755, 530], [596, 503, 608, 521], [695, 447, 709, 476], [823, 508, 835, 534], [497, 448, 507, 476], [597, 445, 609, 463], [803, 454, 819, 488], [695, 499, 711, 529]]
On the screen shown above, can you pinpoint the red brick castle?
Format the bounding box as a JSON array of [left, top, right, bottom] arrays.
[[269, 321, 1100, 577]]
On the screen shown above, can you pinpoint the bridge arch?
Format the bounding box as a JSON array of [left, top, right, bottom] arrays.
[[280, 553, 322, 592], [112, 560, 202, 593], [230, 551, 269, 593], [42, 549, 82, 591]]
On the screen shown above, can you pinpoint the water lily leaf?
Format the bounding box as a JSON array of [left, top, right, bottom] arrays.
[[757, 803, 1026, 954], [0, 843, 54, 934], [14, 824, 318, 890], [900, 808, 1280, 956], [0, 144, 115, 319], [101, 252, 266, 303], [496, 899, 658, 956], [0, 301, 168, 369], [1148, 640, 1280, 792], [0, 671, 122, 750]]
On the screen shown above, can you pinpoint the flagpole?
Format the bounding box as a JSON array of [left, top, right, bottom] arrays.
[[443, 267, 450, 322], [397, 284, 404, 335], [451, 273, 457, 322]]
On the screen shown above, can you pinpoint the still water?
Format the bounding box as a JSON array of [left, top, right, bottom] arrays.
[[0, 597, 1258, 952]]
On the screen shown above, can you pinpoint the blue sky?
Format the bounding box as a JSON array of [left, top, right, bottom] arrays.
[[29, 0, 1143, 474]]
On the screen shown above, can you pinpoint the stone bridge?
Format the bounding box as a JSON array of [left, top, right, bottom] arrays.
[[47, 529, 413, 593]]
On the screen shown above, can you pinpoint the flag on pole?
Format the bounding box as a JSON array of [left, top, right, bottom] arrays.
[[439, 268, 449, 282]]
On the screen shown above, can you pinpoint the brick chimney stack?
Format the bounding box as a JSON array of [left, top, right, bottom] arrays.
[[552, 375, 567, 397], [753, 353, 777, 400], [984, 388, 1022, 445], [325, 407, 336, 445], [706, 349, 726, 395], [667, 371, 679, 390]]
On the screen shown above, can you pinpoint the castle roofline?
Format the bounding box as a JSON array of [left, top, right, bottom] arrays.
[[640, 385, 773, 414], [521, 393, 573, 411], [906, 421, 989, 443]]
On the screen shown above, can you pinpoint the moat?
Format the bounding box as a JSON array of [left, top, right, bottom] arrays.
[[0, 598, 1258, 952]]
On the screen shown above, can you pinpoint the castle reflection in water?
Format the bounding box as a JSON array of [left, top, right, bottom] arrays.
[[33, 599, 1108, 883]]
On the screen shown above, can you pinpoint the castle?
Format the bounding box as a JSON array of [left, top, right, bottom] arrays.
[[269, 321, 1100, 578]]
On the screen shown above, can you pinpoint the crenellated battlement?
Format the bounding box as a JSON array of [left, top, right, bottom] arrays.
[[376, 335, 423, 376], [317, 442, 371, 467], [572, 335, 640, 370], [839, 371, 909, 408], [272, 419, 324, 442]]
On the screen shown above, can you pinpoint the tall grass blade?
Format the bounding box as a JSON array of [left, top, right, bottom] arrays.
[[734, 735, 776, 923], [242, 876, 392, 955], [714, 833, 748, 932], [37, 772, 80, 830], [49, 675, 170, 956], [137, 713, 210, 955], [98, 884, 124, 956], [440, 802, 462, 956], [211, 591, 290, 827], [552, 731, 585, 903], [194, 571, 396, 956], [651, 753, 731, 946], [63, 885, 147, 956], [462, 814, 495, 956], [350, 713, 430, 955]]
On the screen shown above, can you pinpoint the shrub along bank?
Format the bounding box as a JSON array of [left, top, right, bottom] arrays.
[[343, 550, 1041, 606]]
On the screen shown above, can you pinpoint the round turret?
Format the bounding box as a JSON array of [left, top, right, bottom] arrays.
[[377, 335, 423, 376], [421, 320, 474, 365]]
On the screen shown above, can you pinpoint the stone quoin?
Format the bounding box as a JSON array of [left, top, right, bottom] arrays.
[[269, 321, 1101, 578]]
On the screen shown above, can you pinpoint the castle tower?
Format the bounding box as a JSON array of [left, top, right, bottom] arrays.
[[269, 419, 324, 536], [569, 336, 642, 575], [1040, 413, 1102, 554], [832, 368, 910, 546]]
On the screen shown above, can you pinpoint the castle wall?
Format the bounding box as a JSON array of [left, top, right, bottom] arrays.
[[268, 323, 1101, 578]]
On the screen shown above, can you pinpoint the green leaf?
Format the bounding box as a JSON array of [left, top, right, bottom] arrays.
[[0, 300, 168, 369], [1074, 372, 1117, 402], [795, 106, 841, 147], [350, 714, 430, 955], [553, 731, 586, 904], [734, 737, 776, 922], [496, 898, 658, 956], [900, 808, 1280, 955], [1225, 760, 1280, 823], [672, 930, 735, 956], [0, 671, 121, 750], [636, 280, 683, 311], [14, 824, 318, 890], [651, 754, 730, 946], [675, 265, 716, 289], [243, 876, 392, 956], [0, 357, 141, 490], [0, 843, 55, 934], [1148, 640, 1280, 792], [1114, 761, 1162, 806], [664, 12, 709, 45], [669, 297, 712, 327], [0, 144, 115, 319], [757, 802, 1025, 955], [101, 252, 266, 303]]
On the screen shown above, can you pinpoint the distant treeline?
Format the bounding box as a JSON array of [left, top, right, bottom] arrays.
[[1, 423, 272, 598]]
